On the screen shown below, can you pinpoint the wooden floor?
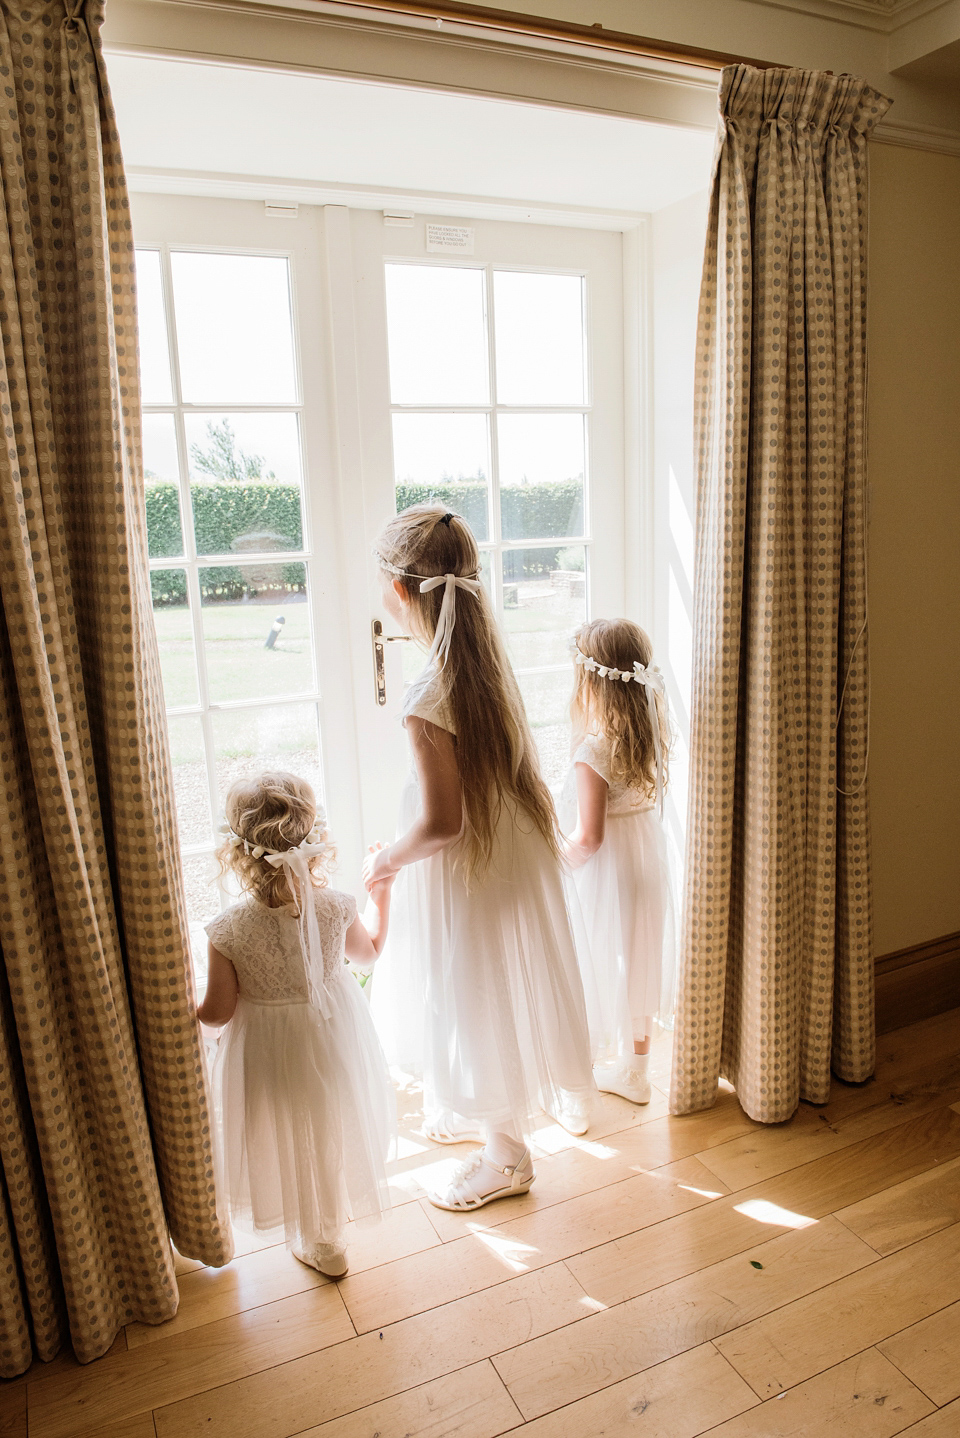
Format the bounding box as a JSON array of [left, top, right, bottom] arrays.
[[5, 1009, 960, 1438]]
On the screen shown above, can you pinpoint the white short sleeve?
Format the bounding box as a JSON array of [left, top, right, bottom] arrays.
[[205, 908, 236, 960], [573, 733, 612, 786], [402, 672, 456, 734]]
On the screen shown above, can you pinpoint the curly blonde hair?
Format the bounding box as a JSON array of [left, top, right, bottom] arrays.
[[570, 619, 670, 799], [215, 771, 335, 908], [375, 503, 559, 883]]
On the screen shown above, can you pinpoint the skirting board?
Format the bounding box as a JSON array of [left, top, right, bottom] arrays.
[[875, 931, 960, 1036]]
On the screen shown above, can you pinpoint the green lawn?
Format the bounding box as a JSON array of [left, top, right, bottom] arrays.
[[153, 600, 314, 707]]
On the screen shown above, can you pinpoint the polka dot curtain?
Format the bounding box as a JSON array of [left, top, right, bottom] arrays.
[[669, 67, 891, 1124], [0, 1, 231, 1374]]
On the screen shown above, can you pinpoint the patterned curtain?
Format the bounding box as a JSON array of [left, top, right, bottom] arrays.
[[669, 67, 891, 1124], [0, 0, 231, 1375]]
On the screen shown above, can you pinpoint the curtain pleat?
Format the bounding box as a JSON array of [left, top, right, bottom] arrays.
[[670, 67, 890, 1124], [0, 0, 231, 1374]]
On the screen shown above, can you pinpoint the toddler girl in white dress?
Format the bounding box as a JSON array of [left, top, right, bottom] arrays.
[[561, 619, 677, 1105], [198, 771, 395, 1277], [365, 505, 595, 1212]]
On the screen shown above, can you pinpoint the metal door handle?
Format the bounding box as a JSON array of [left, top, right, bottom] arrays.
[[372, 619, 413, 706]]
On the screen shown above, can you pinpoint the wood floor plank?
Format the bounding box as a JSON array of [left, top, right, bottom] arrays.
[[714, 1221, 960, 1399], [152, 1261, 589, 1438], [293, 1360, 520, 1438], [835, 1156, 960, 1256], [879, 1298, 960, 1406], [493, 1215, 876, 1421], [897, 1397, 960, 1435], [0, 1381, 25, 1438], [341, 1161, 718, 1333], [699, 1348, 934, 1438], [567, 1108, 960, 1308], [27, 1283, 353, 1438], [511, 1342, 757, 1438]]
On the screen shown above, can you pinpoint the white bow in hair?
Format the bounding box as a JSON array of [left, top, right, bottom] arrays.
[[419, 572, 483, 665]]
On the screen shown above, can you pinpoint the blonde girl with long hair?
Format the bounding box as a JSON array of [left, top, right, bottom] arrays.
[[561, 619, 677, 1105], [199, 772, 395, 1277], [364, 505, 594, 1211]]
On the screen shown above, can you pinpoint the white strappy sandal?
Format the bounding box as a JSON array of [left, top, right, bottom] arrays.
[[427, 1149, 535, 1211], [422, 1110, 485, 1145]]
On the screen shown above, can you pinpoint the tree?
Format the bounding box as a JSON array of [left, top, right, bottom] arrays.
[[190, 420, 275, 482]]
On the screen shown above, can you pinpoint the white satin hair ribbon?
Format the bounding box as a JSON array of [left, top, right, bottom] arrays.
[[419, 572, 483, 665], [264, 841, 336, 1018], [633, 662, 667, 819]]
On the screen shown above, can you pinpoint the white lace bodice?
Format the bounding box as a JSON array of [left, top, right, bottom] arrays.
[[205, 888, 357, 1002], [561, 733, 656, 819]]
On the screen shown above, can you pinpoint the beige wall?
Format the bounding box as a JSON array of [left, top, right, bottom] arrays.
[[867, 144, 960, 955]]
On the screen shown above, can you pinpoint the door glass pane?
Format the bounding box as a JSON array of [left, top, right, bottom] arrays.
[[199, 562, 312, 703], [185, 413, 304, 556], [143, 413, 183, 558], [181, 851, 221, 994], [385, 264, 488, 405], [151, 569, 199, 707], [498, 414, 585, 541], [494, 271, 585, 406], [167, 714, 212, 847], [517, 670, 574, 792], [135, 250, 173, 403], [211, 703, 324, 810], [501, 546, 586, 669], [171, 252, 297, 403], [392, 413, 490, 540]]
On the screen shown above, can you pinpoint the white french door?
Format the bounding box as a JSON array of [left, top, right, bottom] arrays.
[[131, 194, 628, 981]]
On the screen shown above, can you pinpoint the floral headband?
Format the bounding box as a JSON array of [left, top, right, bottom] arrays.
[[218, 814, 333, 862], [572, 645, 664, 693]]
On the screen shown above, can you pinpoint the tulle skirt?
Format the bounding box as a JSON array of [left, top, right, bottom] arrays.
[[210, 968, 395, 1249], [371, 788, 595, 1137], [568, 809, 678, 1061]]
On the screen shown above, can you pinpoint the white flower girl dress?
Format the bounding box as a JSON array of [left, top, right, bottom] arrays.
[[560, 732, 678, 1062], [205, 887, 394, 1253], [371, 676, 595, 1139]]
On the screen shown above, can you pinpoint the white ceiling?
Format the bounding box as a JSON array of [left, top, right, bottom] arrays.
[[107, 54, 715, 222]]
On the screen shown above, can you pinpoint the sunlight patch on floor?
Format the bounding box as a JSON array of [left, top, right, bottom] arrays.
[[734, 1199, 817, 1228], [466, 1222, 539, 1272]]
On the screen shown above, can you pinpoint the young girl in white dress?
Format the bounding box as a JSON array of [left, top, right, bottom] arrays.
[[198, 771, 395, 1278], [364, 505, 595, 1211], [561, 619, 677, 1105]]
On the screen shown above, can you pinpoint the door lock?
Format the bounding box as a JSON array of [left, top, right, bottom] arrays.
[[372, 619, 413, 706]]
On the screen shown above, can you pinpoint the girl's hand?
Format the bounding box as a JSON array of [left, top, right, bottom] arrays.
[[363, 841, 399, 895]]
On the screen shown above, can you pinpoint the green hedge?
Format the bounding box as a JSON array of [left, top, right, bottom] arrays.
[[147, 478, 583, 605]]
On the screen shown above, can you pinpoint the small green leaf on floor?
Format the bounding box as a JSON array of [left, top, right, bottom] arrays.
[[750, 1260, 764, 1270]]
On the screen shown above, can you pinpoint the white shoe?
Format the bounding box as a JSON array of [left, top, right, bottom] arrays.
[[540, 1087, 589, 1136], [293, 1241, 349, 1278], [427, 1148, 535, 1211], [422, 1109, 484, 1145], [594, 1062, 651, 1105]]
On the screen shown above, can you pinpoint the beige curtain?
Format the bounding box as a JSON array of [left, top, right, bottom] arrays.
[[669, 67, 891, 1124], [0, 0, 231, 1375]]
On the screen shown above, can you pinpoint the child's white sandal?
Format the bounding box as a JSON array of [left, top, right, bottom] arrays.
[[422, 1110, 484, 1145], [427, 1149, 534, 1211]]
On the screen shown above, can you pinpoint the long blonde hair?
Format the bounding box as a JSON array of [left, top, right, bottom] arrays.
[[570, 619, 670, 799], [215, 771, 335, 908], [375, 504, 558, 881]]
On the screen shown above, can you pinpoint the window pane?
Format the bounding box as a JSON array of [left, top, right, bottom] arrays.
[[167, 714, 212, 847], [143, 413, 183, 558], [171, 252, 297, 403], [180, 851, 221, 995], [151, 569, 199, 707], [502, 546, 586, 669], [392, 413, 489, 541], [185, 413, 304, 556], [199, 562, 312, 704], [385, 264, 488, 405], [135, 250, 173, 403], [498, 414, 585, 541], [517, 669, 574, 793], [494, 271, 585, 405], [211, 703, 323, 812]]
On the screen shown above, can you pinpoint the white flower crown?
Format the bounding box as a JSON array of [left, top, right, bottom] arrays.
[[218, 815, 332, 862], [572, 644, 664, 691]]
